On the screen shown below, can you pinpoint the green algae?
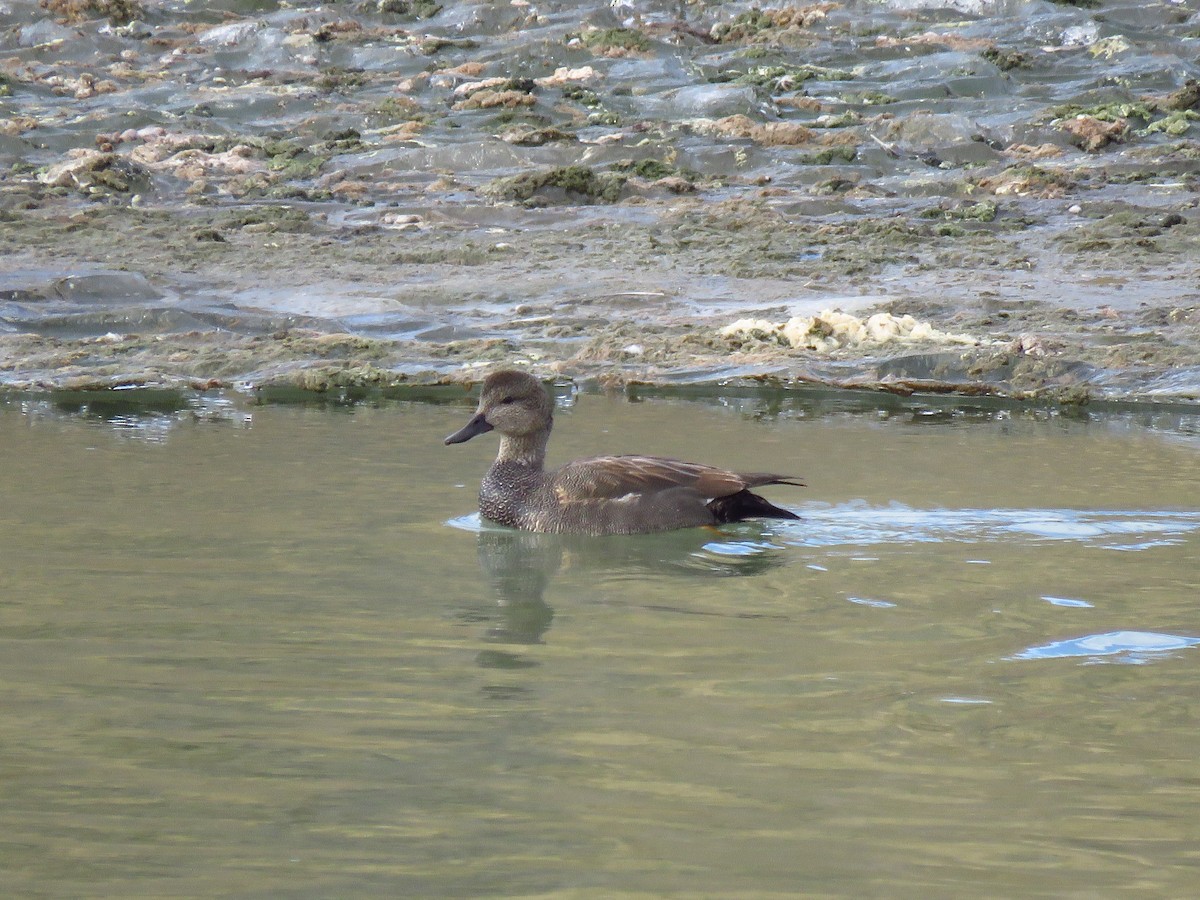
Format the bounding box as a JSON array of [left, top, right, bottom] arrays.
[[579, 28, 651, 54], [266, 151, 326, 181], [377, 0, 443, 18], [1141, 110, 1200, 136], [981, 47, 1031, 71], [841, 91, 896, 106], [609, 159, 700, 181], [418, 37, 479, 54], [1165, 80, 1200, 112], [367, 97, 434, 126], [560, 85, 619, 124], [562, 86, 603, 108], [973, 164, 1077, 196], [218, 205, 312, 233], [812, 111, 862, 128], [711, 8, 834, 46], [314, 129, 365, 154], [313, 68, 371, 94], [797, 147, 857, 165], [38, 153, 151, 199], [586, 110, 622, 126], [41, 0, 143, 25], [1053, 207, 1196, 255], [712, 10, 774, 43], [498, 78, 537, 94], [1048, 101, 1156, 123], [482, 165, 627, 205], [735, 64, 853, 91], [920, 201, 999, 223], [498, 125, 576, 146]]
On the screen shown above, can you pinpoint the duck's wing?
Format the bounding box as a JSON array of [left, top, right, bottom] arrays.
[[553, 454, 801, 501]]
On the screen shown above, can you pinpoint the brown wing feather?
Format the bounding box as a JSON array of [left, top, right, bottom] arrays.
[[553, 454, 799, 501], [737, 471, 805, 489]]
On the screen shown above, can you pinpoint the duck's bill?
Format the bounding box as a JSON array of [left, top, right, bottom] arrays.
[[444, 413, 494, 445]]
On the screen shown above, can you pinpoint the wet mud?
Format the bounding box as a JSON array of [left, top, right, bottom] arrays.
[[1, 0, 1199, 403]]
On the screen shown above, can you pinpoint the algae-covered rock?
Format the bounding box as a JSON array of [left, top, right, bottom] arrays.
[[981, 46, 1031, 71], [288, 364, 404, 392], [712, 5, 835, 43], [40, 0, 143, 25], [609, 159, 696, 181], [974, 165, 1075, 198], [797, 146, 857, 165], [377, 0, 442, 19], [696, 114, 817, 146], [1060, 115, 1128, 151], [1142, 111, 1199, 136], [1164, 79, 1200, 112], [561, 85, 603, 108], [919, 201, 998, 223], [712, 8, 774, 43], [578, 28, 650, 55], [841, 91, 896, 106], [38, 150, 152, 197], [481, 165, 626, 205], [218, 205, 312, 233], [498, 126, 576, 146], [735, 64, 853, 91], [1049, 101, 1154, 124], [453, 89, 536, 111]]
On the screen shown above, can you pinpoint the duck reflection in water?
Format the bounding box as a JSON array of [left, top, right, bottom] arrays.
[[472, 520, 793, 652], [475, 527, 559, 646]]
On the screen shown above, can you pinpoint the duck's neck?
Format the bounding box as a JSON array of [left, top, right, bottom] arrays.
[[495, 423, 551, 469]]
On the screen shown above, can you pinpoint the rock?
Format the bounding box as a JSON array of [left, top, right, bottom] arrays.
[[1060, 115, 1127, 152]]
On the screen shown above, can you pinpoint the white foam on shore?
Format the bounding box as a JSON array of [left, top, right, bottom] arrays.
[[719, 309, 982, 353]]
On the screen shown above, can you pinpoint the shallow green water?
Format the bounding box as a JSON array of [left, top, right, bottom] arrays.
[[2, 389, 1199, 897]]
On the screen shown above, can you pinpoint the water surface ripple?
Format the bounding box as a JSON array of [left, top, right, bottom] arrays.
[[2, 392, 1198, 895]]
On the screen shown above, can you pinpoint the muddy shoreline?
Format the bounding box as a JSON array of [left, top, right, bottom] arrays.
[[3, 197, 1197, 405], [2, 0, 1199, 404]]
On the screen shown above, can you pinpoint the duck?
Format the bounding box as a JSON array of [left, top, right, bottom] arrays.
[[444, 370, 802, 535]]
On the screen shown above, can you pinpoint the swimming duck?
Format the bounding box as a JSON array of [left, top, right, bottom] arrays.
[[445, 370, 802, 535]]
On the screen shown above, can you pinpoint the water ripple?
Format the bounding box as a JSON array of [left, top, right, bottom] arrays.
[[779, 503, 1200, 551], [447, 504, 1200, 557], [1010, 631, 1200, 665]]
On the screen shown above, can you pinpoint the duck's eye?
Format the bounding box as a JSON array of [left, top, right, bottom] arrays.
[[499, 396, 516, 405]]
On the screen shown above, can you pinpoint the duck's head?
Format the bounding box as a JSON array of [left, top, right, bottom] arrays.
[[444, 370, 553, 445]]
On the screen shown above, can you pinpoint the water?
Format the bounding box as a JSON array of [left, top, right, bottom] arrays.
[[2, 389, 1199, 896]]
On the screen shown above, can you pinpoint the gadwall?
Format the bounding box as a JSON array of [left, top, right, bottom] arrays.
[[445, 370, 802, 535]]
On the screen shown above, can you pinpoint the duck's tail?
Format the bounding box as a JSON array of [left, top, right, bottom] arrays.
[[707, 489, 800, 524]]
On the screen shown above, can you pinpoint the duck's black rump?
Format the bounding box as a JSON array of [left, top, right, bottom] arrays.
[[706, 489, 801, 524]]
